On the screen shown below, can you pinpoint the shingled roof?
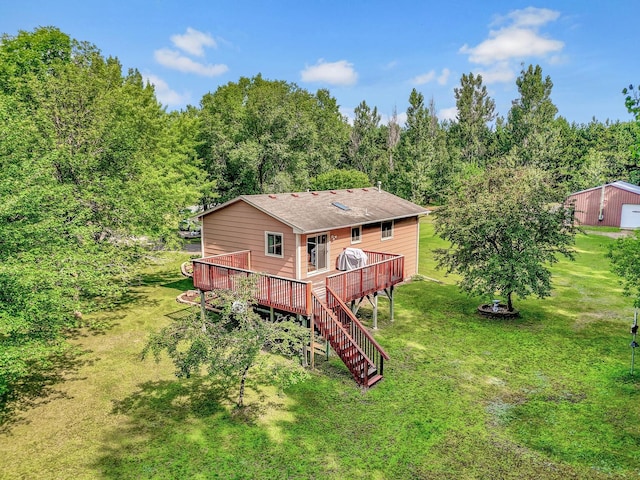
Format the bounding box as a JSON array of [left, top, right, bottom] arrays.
[[199, 188, 430, 234]]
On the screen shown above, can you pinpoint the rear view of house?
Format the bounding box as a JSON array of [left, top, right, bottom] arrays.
[[188, 187, 429, 387], [197, 187, 428, 282], [566, 181, 640, 228]]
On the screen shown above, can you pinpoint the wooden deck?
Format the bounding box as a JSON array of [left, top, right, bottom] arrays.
[[193, 252, 312, 316], [192, 250, 404, 317], [190, 249, 402, 388]]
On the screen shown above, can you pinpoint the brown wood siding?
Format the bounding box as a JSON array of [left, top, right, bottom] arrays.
[[567, 186, 640, 227], [300, 217, 419, 280], [201, 201, 296, 278]]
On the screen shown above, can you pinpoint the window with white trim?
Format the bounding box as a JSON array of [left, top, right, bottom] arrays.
[[265, 232, 283, 257], [351, 225, 361, 244], [381, 221, 393, 240]]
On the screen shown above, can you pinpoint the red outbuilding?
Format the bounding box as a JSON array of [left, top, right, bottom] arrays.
[[566, 181, 640, 228]]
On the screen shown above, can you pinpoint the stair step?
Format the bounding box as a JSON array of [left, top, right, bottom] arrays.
[[366, 374, 384, 388], [313, 292, 386, 389]]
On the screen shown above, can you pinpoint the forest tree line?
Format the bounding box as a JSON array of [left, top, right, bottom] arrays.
[[1, 27, 638, 405]]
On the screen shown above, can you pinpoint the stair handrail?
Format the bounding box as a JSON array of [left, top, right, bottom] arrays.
[[326, 285, 390, 362], [311, 292, 376, 385]]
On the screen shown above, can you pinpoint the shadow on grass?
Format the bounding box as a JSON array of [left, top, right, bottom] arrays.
[[0, 347, 94, 434], [133, 268, 190, 289], [161, 277, 195, 293], [96, 377, 293, 478], [110, 378, 231, 420]]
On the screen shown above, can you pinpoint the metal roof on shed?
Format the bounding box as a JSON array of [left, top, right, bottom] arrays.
[[199, 188, 430, 234], [569, 181, 640, 197]]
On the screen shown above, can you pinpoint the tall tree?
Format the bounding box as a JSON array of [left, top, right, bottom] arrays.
[[0, 27, 201, 405], [504, 64, 562, 172], [434, 166, 577, 312], [622, 84, 640, 182], [607, 84, 640, 307], [309, 169, 371, 191], [393, 89, 435, 204], [308, 88, 350, 177], [0, 27, 72, 97], [198, 75, 349, 202], [452, 73, 496, 166], [426, 97, 457, 204], [386, 107, 401, 173], [346, 100, 385, 179]]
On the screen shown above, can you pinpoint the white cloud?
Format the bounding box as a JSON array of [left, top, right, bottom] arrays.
[[460, 27, 564, 65], [154, 48, 228, 77], [438, 68, 451, 85], [495, 7, 560, 28], [549, 54, 569, 65], [170, 27, 217, 57], [438, 107, 457, 121], [411, 70, 435, 85], [301, 60, 358, 86], [411, 68, 450, 86], [460, 6, 564, 82], [474, 62, 516, 84], [143, 74, 190, 106]]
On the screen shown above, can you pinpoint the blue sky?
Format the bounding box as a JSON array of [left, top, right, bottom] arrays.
[[2, 1, 638, 125]]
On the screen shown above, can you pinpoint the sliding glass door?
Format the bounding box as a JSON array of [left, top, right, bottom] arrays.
[[306, 233, 328, 274]]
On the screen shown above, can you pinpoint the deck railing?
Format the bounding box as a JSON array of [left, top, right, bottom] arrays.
[[193, 253, 311, 316], [326, 251, 404, 304], [325, 286, 389, 378], [197, 250, 251, 269]]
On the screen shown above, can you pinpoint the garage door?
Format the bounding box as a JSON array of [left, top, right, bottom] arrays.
[[620, 204, 640, 228]]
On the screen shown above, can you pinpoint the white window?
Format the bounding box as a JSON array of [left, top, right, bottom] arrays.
[[381, 221, 393, 240], [265, 232, 283, 257], [351, 226, 361, 244]]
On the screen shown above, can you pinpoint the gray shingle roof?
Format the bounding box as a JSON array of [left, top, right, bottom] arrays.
[[200, 188, 430, 234]]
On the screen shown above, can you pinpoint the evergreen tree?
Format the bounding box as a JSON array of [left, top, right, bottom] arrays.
[[452, 73, 496, 166], [394, 89, 435, 204], [504, 64, 562, 173], [346, 100, 385, 180]]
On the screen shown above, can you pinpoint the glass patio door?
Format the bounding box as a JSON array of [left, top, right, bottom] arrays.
[[307, 233, 328, 274]]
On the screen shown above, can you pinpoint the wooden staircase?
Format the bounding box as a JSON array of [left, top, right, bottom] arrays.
[[311, 288, 389, 388]]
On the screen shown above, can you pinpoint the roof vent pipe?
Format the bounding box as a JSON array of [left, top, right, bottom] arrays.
[[377, 181, 382, 192]]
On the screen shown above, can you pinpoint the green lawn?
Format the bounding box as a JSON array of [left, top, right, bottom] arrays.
[[1, 220, 639, 479]]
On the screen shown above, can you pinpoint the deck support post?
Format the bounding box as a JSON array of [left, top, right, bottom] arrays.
[[300, 315, 309, 367], [372, 292, 378, 330], [269, 306, 274, 322], [309, 312, 315, 369], [199, 289, 206, 322], [389, 285, 395, 322]]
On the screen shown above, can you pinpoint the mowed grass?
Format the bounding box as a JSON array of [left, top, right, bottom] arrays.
[[1, 220, 639, 479]]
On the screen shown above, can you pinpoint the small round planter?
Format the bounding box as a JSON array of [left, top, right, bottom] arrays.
[[477, 303, 520, 319]]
